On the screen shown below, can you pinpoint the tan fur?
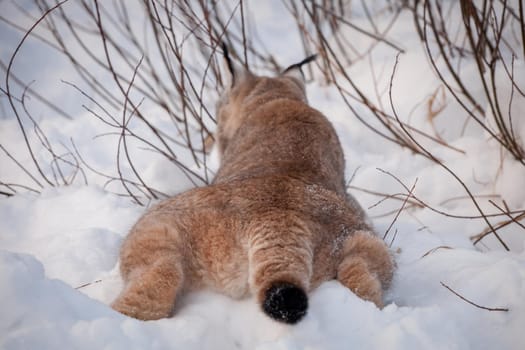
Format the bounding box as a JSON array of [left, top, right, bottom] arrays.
[[112, 60, 395, 321]]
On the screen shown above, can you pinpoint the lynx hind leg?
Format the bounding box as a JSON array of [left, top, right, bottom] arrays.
[[112, 224, 185, 321], [336, 230, 394, 308], [248, 216, 312, 324]]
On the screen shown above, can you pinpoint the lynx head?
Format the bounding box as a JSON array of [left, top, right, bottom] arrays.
[[215, 44, 317, 155]]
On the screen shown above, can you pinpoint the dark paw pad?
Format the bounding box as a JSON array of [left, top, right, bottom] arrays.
[[262, 282, 308, 324]]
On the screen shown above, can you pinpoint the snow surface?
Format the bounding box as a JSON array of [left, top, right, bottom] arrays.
[[1, 1, 525, 349]]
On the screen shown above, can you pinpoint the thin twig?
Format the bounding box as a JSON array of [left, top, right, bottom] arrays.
[[440, 281, 509, 312]]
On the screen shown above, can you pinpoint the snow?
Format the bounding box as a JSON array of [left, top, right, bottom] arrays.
[[1, 1, 525, 349], [2, 242, 524, 349]]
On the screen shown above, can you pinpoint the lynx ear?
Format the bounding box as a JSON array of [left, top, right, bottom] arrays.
[[222, 42, 250, 88], [281, 54, 318, 82]]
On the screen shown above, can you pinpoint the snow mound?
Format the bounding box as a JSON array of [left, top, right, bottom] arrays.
[[1, 243, 524, 349]]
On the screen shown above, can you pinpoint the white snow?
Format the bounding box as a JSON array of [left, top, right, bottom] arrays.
[[1, 1, 525, 349]]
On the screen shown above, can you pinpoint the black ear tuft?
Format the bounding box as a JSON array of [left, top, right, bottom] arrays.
[[222, 42, 236, 85], [262, 282, 308, 324], [282, 54, 318, 77]]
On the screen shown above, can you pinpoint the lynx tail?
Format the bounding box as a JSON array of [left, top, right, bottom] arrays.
[[262, 282, 308, 324]]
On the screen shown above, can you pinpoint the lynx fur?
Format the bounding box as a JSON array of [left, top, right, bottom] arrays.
[[111, 48, 394, 324]]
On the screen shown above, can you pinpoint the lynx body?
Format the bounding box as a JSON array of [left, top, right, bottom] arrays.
[[112, 50, 394, 323]]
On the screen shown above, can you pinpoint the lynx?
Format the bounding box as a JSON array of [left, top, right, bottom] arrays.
[[111, 46, 394, 324]]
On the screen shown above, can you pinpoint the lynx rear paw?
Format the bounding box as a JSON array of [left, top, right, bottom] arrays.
[[262, 282, 308, 324], [337, 256, 383, 307], [112, 256, 184, 321], [336, 231, 394, 308], [112, 291, 173, 321]]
